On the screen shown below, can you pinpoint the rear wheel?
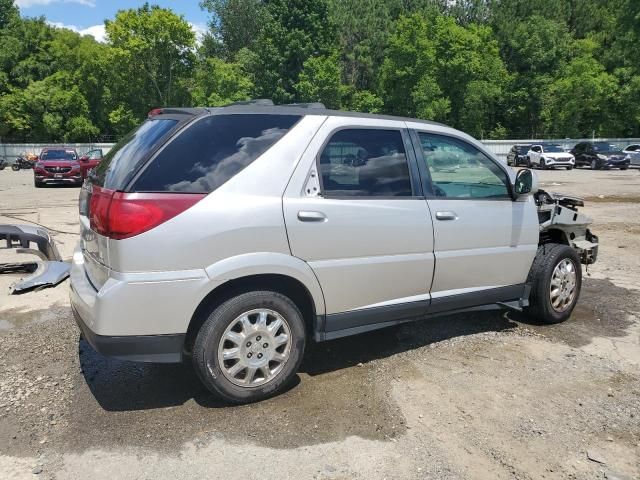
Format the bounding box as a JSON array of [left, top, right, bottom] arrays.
[[192, 290, 306, 404], [525, 244, 582, 324]]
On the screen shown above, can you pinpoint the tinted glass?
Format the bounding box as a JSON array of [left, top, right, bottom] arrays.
[[133, 114, 300, 193], [95, 119, 178, 189], [41, 149, 77, 161], [418, 132, 509, 199], [319, 129, 412, 197], [542, 144, 564, 152], [593, 142, 619, 152]]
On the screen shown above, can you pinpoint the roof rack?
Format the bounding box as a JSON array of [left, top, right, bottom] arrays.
[[283, 102, 326, 109], [224, 99, 275, 107]]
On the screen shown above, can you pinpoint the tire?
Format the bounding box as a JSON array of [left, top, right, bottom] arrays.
[[525, 243, 582, 324], [34, 179, 43, 188], [620, 166, 628, 171], [567, 166, 573, 170], [192, 290, 306, 404], [540, 158, 547, 170], [525, 157, 532, 168], [11, 164, 20, 171]]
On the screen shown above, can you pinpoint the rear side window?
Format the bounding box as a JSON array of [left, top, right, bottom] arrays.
[[95, 119, 178, 189], [133, 114, 301, 193], [318, 129, 412, 197]]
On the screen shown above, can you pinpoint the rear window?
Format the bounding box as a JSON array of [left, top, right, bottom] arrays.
[[132, 114, 300, 193], [94, 118, 179, 189], [41, 149, 77, 161]]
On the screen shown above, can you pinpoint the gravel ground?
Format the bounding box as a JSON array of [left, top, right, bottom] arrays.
[[1, 168, 639, 480]]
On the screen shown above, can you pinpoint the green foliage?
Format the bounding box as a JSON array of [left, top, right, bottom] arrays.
[[294, 52, 342, 108], [0, 0, 639, 141], [191, 57, 253, 106]]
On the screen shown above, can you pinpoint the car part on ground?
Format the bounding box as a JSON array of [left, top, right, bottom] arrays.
[[0, 224, 70, 294], [68, 103, 599, 403]]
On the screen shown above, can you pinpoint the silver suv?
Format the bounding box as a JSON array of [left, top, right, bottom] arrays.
[[70, 103, 598, 403]]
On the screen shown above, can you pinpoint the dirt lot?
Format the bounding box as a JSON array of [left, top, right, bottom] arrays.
[[1, 168, 639, 480]]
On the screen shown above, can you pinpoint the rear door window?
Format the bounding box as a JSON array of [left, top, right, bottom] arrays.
[[318, 129, 413, 197], [132, 114, 300, 193]]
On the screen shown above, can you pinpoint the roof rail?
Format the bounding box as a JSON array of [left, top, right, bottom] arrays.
[[224, 99, 275, 107], [284, 102, 326, 109]]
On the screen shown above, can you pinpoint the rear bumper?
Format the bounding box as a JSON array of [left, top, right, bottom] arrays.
[[72, 304, 184, 363], [68, 246, 208, 363]]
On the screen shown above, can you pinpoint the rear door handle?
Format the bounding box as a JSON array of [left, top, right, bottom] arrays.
[[435, 211, 458, 221], [297, 211, 327, 222]]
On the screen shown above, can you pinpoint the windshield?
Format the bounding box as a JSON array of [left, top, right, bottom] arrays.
[[542, 145, 564, 153], [516, 145, 531, 153], [93, 118, 179, 189], [40, 149, 77, 161], [593, 143, 619, 152]]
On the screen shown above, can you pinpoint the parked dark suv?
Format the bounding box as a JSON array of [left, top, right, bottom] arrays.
[[570, 142, 630, 170], [506, 144, 532, 167]]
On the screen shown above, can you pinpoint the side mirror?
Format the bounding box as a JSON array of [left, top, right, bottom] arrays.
[[80, 155, 89, 162], [514, 169, 538, 197]]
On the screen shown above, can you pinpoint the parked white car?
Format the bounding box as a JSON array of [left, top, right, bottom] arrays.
[[527, 144, 575, 170], [622, 144, 640, 167]]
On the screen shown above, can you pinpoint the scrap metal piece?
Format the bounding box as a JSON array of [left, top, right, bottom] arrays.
[[9, 261, 71, 294], [0, 224, 62, 261], [1, 224, 70, 294]]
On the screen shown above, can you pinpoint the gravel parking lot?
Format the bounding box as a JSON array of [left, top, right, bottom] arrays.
[[1, 168, 639, 480]]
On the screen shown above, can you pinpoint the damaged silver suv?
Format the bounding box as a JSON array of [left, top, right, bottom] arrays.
[[70, 102, 598, 403]]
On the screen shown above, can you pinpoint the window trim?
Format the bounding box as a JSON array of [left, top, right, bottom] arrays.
[[409, 129, 515, 202], [315, 126, 424, 200]]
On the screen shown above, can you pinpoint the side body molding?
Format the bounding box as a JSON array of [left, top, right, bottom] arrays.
[[203, 252, 326, 316]]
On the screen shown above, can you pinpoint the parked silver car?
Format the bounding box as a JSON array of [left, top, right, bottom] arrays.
[[70, 103, 598, 403], [622, 144, 640, 167]]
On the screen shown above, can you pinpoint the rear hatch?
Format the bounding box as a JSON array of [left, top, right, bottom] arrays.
[[79, 111, 196, 289]]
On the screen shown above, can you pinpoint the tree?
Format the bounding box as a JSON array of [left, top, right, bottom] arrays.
[[249, 0, 336, 103], [380, 12, 508, 137], [294, 52, 342, 108], [200, 0, 266, 59], [542, 40, 618, 137], [0, 0, 18, 29], [105, 3, 195, 111], [190, 57, 253, 106]]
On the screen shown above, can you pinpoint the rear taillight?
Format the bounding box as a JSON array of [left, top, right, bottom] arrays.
[[88, 186, 205, 240]]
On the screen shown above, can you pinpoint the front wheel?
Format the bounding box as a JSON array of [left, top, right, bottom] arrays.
[[620, 166, 629, 171], [525, 244, 582, 324], [192, 291, 306, 404], [11, 164, 20, 171]]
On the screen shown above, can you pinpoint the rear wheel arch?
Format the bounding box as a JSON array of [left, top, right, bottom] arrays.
[[185, 274, 318, 357]]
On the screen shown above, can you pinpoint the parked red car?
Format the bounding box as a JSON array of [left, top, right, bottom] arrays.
[[33, 148, 83, 187], [78, 148, 103, 179]]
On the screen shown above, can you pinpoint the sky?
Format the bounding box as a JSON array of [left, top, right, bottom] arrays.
[[15, 0, 209, 42]]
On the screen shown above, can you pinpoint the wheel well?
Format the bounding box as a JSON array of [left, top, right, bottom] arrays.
[[184, 274, 317, 356], [539, 228, 569, 246]]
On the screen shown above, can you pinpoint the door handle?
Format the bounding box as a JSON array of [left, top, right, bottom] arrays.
[[435, 211, 458, 221], [297, 211, 327, 222]]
